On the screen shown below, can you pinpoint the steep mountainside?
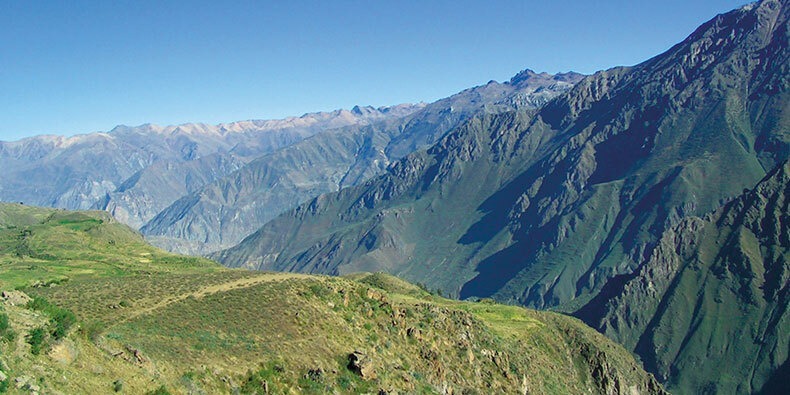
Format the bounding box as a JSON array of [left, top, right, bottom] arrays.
[[142, 71, 583, 254], [0, 105, 420, 225], [0, 203, 665, 394], [96, 153, 246, 229], [576, 161, 789, 394], [214, 1, 789, 392]]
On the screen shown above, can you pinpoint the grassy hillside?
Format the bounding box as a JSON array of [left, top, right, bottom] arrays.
[[0, 203, 219, 291], [0, 203, 664, 394]]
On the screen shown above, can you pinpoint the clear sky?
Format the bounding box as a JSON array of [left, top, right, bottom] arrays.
[[0, 0, 748, 141]]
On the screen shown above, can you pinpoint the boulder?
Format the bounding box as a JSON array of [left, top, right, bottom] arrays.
[[347, 351, 376, 379]]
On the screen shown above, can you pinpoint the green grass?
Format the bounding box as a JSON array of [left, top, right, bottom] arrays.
[[0, 203, 220, 291]]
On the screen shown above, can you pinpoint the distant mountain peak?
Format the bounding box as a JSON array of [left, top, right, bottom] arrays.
[[507, 68, 585, 88]]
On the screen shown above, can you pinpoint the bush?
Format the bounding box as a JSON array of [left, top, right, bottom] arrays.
[[79, 321, 105, 343], [0, 312, 13, 343], [26, 326, 47, 355], [145, 385, 171, 395], [113, 379, 123, 392], [0, 312, 8, 333], [239, 362, 288, 394], [50, 309, 76, 340], [26, 296, 77, 340], [26, 297, 48, 311], [2, 330, 15, 343]]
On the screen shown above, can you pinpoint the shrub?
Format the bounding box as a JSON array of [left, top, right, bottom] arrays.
[[50, 309, 76, 340], [26, 296, 77, 340], [79, 321, 105, 343], [308, 283, 330, 299], [145, 385, 171, 395], [113, 379, 123, 392], [26, 297, 48, 311], [239, 362, 287, 394], [0, 312, 13, 343], [2, 330, 15, 343], [26, 326, 47, 355], [0, 312, 8, 333]]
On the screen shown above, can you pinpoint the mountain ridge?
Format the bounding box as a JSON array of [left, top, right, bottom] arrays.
[[575, 160, 789, 394]]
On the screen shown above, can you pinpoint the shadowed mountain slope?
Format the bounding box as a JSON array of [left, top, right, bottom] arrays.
[[575, 161, 789, 394]]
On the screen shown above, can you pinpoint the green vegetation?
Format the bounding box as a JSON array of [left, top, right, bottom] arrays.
[[577, 162, 790, 394], [0, 311, 8, 334], [26, 326, 46, 355], [0, 309, 13, 343], [145, 385, 171, 395], [0, 203, 664, 394], [0, 203, 219, 291], [26, 296, 74, 336]]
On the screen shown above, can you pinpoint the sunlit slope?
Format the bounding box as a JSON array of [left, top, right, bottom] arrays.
[[0, 204, 664, 394], [0, 203, 219, 290]]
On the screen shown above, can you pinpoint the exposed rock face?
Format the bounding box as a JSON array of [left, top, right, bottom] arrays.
[[213, 1, 788, 393]]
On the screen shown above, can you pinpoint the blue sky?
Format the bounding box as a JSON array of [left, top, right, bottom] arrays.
[[0, 0, 747, 141]]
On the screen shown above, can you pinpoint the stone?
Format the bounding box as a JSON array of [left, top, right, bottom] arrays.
[[347, 351, 376, 379], [1, 290, 32, 306]]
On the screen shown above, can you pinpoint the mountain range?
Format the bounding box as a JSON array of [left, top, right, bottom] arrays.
[[0, 104, 422, 228], [140, 70, 583, 254], [1, 0, 788, 393]]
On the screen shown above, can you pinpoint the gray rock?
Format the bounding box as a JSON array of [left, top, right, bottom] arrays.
[[2, 290, 32, 306], [347, 351, 376, 379]]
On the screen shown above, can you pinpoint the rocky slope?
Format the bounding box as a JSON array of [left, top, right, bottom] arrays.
[[0, 105, 421, 226], [575, 161, 789, 394], [213, 1, 789, 392], [0, 203, 665, 394], [142, 71, 583, 254]]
